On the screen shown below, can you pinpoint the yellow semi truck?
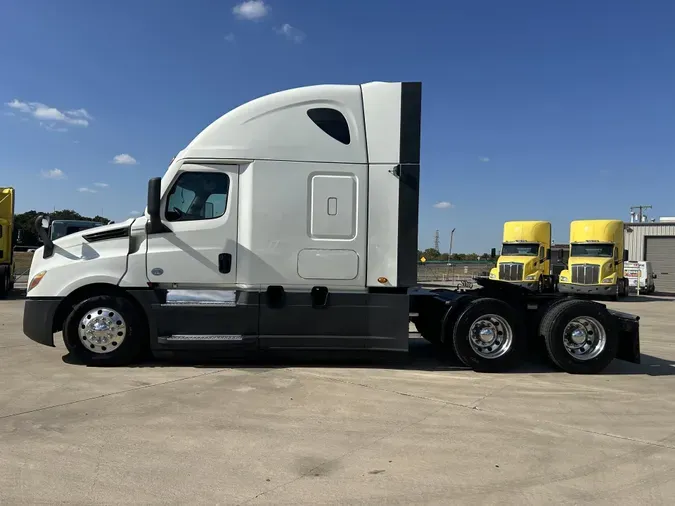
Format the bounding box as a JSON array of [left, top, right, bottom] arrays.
[[489, 221, 556, 292], [558, 219, 628, 300], [0, 187, 15, 297]]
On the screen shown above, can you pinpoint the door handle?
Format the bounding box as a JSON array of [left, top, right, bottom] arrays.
[[218, 253, 232, 273]]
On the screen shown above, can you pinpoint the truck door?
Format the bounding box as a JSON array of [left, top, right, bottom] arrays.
[[146, 163, 238, 286]]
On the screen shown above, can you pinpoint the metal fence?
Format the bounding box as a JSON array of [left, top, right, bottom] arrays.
[[417, 260, 495, 284]]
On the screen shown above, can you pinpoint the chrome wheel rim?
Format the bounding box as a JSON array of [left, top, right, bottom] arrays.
[[78, 307, 127, 354], [562, 316, 606, 361], [468, 314, 513, 359]]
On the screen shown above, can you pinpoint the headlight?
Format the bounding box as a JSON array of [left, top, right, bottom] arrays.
[[559, 276, 568, 282], [28, 270, 47, 292], [489, 273, 496, 279], [602, 278, 613, 284], [525, 275, 536, 280]]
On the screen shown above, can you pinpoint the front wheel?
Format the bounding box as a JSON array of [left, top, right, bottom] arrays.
[[451, 298, 525, 372], [63, 295, 148, 366], [540, 299, 618, 374]]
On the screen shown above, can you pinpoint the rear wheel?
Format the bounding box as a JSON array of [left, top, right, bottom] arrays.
[[451, 298, 525, 372], [540, 299, 618, 374], [63, 295, 148, 366]]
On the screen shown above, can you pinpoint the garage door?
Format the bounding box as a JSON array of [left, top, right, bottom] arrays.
[[645, 237, 675, 294]]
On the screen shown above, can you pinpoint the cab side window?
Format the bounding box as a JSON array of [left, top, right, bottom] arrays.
[[539, 246, 545, 259], [165, 172, 230, 222]]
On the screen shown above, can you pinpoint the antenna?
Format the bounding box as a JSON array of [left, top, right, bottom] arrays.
[[630, 205, 652, 223], [433, 230, 440, 251]]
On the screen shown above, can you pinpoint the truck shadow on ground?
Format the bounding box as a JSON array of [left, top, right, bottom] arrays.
[[619, 295, 674, 303], [61, 337, 675, 377]]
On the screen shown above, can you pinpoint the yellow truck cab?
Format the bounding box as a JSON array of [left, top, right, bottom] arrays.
[[489, 221, 555, 292], [0, 187, 16, 297], [558, 219, 628, 300]]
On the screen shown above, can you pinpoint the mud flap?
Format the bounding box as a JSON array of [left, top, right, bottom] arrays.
[[609, 309, 641, 364]]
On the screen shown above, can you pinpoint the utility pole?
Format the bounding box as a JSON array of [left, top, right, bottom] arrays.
[[448, 228, 456, 258], [630, 205, 652, 223], [433, 230, 440, 251]]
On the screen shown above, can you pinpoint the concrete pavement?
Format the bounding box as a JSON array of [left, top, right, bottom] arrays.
[[1, 295, 674, 504]]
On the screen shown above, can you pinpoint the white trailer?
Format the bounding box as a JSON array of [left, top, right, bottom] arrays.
[[23, 81, 641, 373]]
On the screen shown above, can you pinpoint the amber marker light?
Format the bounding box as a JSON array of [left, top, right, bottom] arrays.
[[28, 270, 47, 292]]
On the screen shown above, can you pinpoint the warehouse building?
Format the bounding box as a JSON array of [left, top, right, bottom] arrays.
[[624, 219, 675, 293]]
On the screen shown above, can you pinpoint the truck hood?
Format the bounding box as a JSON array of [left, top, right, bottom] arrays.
[[569, 257, 612, 267], [498, 256, 538, 264], [498, 256, 544, 276], [52, 218, 136, 250]]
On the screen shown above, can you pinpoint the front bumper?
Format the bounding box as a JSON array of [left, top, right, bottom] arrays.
[[558, 283, 615, 295], [23, 297, 62, 347], [503, 280, 538, 291]]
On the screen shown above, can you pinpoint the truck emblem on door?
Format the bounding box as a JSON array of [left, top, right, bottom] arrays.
[[151, 268, 164, 276]]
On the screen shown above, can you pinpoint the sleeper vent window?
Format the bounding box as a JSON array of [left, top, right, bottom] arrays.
[[307, 108, 351, 145]]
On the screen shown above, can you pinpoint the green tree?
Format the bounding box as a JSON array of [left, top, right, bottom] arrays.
[[91, 215, 112, 225], [14, 209, 112, 245], [421, 248, 441, 260]]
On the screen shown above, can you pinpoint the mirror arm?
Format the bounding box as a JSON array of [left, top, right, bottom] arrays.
[[34, 215, 55, 259]]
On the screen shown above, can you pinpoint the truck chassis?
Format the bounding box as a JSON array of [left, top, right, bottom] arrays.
[[410, 277, 640, 374], [24, 273, 640, 375]]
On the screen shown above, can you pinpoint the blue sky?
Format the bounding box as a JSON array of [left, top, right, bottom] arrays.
[[1, 0, 674, 253]]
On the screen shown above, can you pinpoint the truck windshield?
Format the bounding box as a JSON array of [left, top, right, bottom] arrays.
[[570, 244, 613, 257], [501, 243, 538, 256]]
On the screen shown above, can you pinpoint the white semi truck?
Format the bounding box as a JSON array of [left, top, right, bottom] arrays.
[[23, 81, 641, 374]]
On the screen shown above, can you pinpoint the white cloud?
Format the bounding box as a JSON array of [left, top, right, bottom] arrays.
[[224, 33, 236, 42], [67, 108, 93, 120], [94, 182, 109, 188], [5, 99, 92, 127], [479, 156, 490, 162], [233, 0, 269, 20], [112, 153, 138, 165], [275, 23, 305, 43], [41, 122, 68, 132], [6, 99, 30, 113], [130, 210, 141, 216], [433, 201, 454, 209], [41, 168, 66, 180], [77, 187, 97, 193]]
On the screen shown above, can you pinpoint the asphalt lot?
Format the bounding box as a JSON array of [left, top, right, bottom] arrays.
[[1, 292, 674, 505]]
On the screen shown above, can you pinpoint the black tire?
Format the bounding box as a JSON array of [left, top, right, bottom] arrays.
[[610, 282, 620, 301], [411, 316, 441, 344], [0, 269, 8, 299], [540, 299, 618, 374], [63, 295, 148, 366], [451, 298, 525, 372]]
